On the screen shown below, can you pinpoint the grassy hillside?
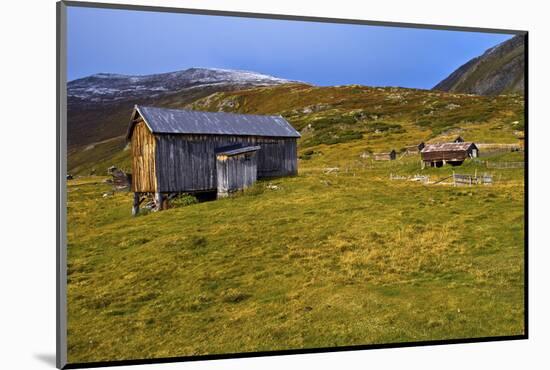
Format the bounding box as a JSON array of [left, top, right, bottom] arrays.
[[67, 151, 524, 363], [68, 83, 524, 176], [66, 82, 525, 363]]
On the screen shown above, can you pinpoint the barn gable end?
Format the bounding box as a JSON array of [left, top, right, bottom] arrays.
[[131, 121, 157, 192]]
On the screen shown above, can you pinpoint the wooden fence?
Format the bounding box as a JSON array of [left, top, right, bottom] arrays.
[[486, 161, 524, 169], [477, 143, 522, 155], [453, 172, 493, 186], [388, 172, 493, 186], [389, 173, 430, 183]]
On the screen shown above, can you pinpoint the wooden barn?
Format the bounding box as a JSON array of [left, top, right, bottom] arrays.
[[127, 105, 300, 214], [421, 142, 479, 168], [374, 150, 396, 161]]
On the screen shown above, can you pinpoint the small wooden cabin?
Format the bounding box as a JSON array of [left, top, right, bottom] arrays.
[[454, 136, 465, 143], [127, 105, 300, 214], [421, 142, 478, 167], [374, 150, 396, 161], [216, 145, 261, 197]]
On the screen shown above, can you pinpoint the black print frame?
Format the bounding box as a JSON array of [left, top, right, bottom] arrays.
[[57, 1, 528, 368]]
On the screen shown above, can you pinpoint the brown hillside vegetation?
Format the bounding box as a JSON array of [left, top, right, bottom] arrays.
[[68, 83, 524, 176]]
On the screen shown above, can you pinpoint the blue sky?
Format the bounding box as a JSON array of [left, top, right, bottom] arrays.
[[67, 6, 513, 89]]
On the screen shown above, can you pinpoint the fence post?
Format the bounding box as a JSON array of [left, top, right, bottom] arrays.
[[453, 171, 455, 187]]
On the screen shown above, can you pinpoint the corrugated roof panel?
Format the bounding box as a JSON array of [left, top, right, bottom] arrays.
[[421, 142, 476, 153], [130, 105, 301, 138], [217, 145, 261, 156]]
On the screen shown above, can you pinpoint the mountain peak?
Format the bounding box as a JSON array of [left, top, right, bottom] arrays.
[[68, 67, 302, 103], [89, 73, 129, 79]]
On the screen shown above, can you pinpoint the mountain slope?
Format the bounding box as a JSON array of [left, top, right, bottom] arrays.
[[68, 68, 295, 103], [67, 68, 301, 148], [68, 83, 524, 175], [433, 35, 525, 96]]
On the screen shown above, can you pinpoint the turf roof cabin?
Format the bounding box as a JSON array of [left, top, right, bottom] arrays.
[[421, 142, 479, 168], [127, 105, 300, 213]]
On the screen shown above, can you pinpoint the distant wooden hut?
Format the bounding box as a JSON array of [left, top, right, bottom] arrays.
[[126, 105, 300, 214], [454, 136, 465, 143], [374, 150, 396, 161], [421, 142, 479, 167]]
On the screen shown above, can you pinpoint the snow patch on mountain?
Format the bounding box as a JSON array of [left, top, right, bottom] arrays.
[[68, 67, 300, 102]]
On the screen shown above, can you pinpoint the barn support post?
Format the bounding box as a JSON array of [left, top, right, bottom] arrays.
[[154, 192, 164, 211], [132, 192, 140, 216], [162, 196, 169, 210]]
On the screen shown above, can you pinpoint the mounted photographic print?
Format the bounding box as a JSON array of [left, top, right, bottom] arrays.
[[56, 1, 527, 368]]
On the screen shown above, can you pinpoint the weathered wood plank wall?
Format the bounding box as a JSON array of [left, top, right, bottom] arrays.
[[131, 121, 157, 192], [154, 134, 297, 193], [216, 152, 258, 196]]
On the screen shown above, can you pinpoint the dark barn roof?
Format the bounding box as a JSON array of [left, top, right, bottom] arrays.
[[127, 105, 301, 139]]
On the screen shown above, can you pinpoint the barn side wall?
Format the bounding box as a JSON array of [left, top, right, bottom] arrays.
[[155, 134, 297, 193], [421, 150, 469, 162], [131, 121, 157, 192]]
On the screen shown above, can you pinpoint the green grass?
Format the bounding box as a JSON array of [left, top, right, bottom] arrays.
[[66, 154, 524, 363], [66, 83, 525, 363]]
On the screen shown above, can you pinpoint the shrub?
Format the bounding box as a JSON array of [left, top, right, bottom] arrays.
[[311, 115, 357, 129], [221, 288, 251, 303], [171, 193, 198, 208], [365, 122, 404, 133], [304, 130, 363, 147], [244, 183, 265, 196], [190, 236, 207, 249], [299, 149, 322, 160]]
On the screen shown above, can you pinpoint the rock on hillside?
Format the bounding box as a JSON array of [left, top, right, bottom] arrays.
[[433, 35, 525, 96]]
